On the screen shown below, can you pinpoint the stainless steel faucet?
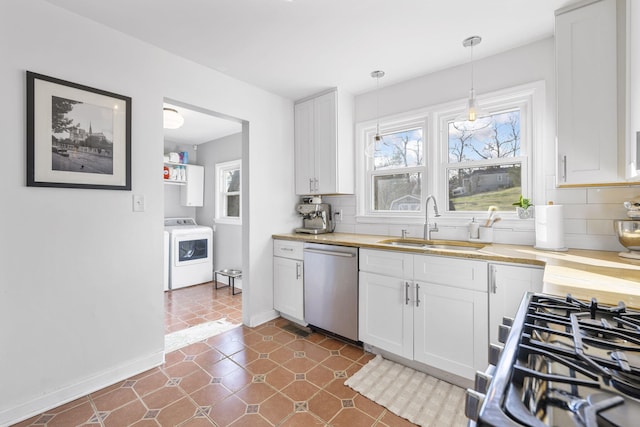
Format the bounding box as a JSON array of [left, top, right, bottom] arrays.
[[423, 195, 441, 240]]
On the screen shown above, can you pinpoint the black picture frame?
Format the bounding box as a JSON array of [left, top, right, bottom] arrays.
[[26, 71, 131, 190]]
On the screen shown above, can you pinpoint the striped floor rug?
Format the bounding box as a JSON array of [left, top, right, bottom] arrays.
[[344, 355, 468, 427]]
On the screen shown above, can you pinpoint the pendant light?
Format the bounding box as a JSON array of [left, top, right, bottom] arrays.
[[365, 70, 385, 157], [455, 36, 491, 128], [163, 107, 184, 129]]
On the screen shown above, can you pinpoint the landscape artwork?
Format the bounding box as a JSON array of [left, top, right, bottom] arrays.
[[51, 95, 114, 174]]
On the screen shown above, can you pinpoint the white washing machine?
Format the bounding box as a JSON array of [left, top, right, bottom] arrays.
[[163, 230, 170, 291], [164, 218, 213, 290]]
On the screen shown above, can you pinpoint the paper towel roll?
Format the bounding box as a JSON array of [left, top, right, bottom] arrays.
[[535, 204, 568, 251]]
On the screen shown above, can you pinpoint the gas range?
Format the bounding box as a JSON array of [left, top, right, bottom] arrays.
[[466, 293, 640, 427]]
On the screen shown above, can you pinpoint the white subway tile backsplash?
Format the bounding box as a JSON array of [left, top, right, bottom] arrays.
[[544, 188, 587, 205], [563, 204, 625, 220], [333, 223, 355, 233], [354, 223, 390, 236], [587, 187, 640, 204], [317, 189, 631, 251], [564, 219, 587, 234], [586, 219, 615, 236]]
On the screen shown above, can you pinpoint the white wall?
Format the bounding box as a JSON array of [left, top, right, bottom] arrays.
[[330, 37, 638, 251], [197, 133, 243, 274], [0, 1, 297, 424]]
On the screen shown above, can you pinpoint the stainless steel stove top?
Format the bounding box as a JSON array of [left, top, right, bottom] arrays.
[[467, 293, 640, 427]]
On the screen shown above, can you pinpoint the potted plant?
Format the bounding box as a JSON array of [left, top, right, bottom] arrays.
[[513, 195, 534, 219]]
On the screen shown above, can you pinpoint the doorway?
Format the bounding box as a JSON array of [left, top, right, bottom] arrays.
[[162, 99, 246, 336]]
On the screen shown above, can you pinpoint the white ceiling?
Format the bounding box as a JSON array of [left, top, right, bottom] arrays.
[[45, 0, 582, 143], [163, 102, 242, 145]]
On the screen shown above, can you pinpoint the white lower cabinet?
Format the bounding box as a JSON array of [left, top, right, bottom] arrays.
[[273, 240, 305, 323], [359, 270, 414, 359], [488, 263, 543, 346], [359, 249, 488, 380]]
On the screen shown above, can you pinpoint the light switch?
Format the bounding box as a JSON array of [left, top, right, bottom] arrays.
[[132, 194, 145, 212]]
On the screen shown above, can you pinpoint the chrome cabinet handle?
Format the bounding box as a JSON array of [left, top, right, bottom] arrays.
[[296, 262, 301, 280], [489, 264, 497, 294], [405, 282, 410, 305], [562, 155, 567, 182], [415, 283, 421, 307], [309, 178, 313, 192]]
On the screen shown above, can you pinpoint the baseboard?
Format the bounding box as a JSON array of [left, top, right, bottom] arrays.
[[1, 350, 164, 427], [249, 309, 279, 328]]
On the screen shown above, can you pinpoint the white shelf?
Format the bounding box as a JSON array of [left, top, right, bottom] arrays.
[[164, 180, 186, 186]]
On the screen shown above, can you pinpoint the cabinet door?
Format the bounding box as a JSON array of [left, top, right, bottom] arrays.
[[359, 271, 413, 359], [273, 256, 304, 322], [413, 282, 488, 380], [180, 164, 204, 207], [488, 263, 543, 345], [294, 99, 316, 194], [313, 90, 338, 194], [556, 0, 619, 185]]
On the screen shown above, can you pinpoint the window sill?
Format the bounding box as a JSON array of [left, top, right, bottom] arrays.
[[214, 218, 242, 226]]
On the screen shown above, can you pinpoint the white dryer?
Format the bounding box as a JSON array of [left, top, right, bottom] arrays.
[[164, 218, 213, 290]]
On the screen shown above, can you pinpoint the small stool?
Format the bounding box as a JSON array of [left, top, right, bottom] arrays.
[[214, 269, 242, 295]]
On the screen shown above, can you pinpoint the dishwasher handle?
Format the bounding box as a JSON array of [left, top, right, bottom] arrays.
[[303, 248, 356, 258]]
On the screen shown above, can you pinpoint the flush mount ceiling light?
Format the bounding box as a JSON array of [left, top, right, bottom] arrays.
[[163, 107, 184, 129], [455, 35, 491, 129], [365, 70, 385, 158]]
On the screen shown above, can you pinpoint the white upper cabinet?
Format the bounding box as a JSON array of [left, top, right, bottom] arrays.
[[627, 0, 640, 179], [556, 0, 621, 186], [294, 89, 354, 195], [180, 164, 204, 207]]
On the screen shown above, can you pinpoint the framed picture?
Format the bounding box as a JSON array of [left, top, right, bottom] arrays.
[[26, 71, 131, 190]]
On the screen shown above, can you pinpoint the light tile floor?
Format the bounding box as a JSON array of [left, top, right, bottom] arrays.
[[13, 282, 421, 426]]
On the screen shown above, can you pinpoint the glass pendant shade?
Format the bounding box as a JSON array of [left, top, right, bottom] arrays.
[[454, 36, 491, 129], [366, 70, 385, 158]]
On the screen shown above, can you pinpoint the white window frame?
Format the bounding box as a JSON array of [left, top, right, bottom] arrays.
[[215, 159, 241, 225], [362, 115, 428, 217], [356, 81, 544, 223]]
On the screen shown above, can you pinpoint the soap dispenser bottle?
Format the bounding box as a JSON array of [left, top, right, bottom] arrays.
[[469, 217, 480, 240]]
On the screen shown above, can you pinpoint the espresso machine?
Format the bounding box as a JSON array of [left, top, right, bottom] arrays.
[[295, 197, 333, 234]]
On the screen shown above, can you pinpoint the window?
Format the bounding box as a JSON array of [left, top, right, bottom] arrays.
[[364, 118, 427, 215], [358, 82, 541, 220], [215, 159, 241, 224], [445, 109, 525, 212]]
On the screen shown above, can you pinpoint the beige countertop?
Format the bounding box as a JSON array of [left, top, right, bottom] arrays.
[[272, 232, 640, 309]]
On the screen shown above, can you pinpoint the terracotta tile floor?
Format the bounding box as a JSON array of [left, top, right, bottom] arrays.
[[165, 282, 244, 334], [13, 318, 420, 426]]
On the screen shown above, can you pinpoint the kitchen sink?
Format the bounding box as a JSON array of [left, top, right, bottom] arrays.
[[377, 238, 485, 251]]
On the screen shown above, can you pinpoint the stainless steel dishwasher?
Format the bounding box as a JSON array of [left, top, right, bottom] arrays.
[[303, 243, 359, 341]]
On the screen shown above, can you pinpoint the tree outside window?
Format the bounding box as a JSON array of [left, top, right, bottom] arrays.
[[446, 110, 523, 212], [366, 121, 426, 214]]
